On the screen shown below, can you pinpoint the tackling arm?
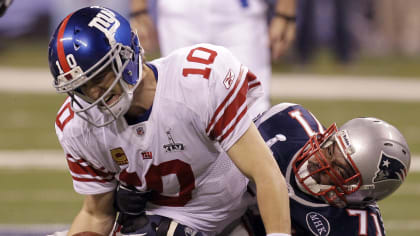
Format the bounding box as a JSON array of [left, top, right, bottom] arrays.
[[227, 123, 291, 235], [68, 191, 116, 236]]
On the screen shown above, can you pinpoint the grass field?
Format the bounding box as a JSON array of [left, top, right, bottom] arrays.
[[1, 93, 419, 153], [0, 170, 418, 235]]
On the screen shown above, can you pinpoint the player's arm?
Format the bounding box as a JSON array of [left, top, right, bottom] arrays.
[[130, 0, 158, 52], [0, 0, 13, 17], [227, 122, 291, 235], [68, 191, 116, 236], [269, 0, 296, 59]]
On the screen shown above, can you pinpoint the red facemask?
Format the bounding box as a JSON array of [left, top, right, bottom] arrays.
[[292, 123, 362, 207]]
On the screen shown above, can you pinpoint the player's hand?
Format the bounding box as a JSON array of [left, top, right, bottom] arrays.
[[115, 214, 205, 236], [130, 13, 159, 54], [114, 183, 151, 215], [269, 16, 296, 60], [117, 213, 160, 235]]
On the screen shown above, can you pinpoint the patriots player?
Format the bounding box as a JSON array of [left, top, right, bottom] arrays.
[[247, 103, 411, 236], [48, 6, 291, 236]]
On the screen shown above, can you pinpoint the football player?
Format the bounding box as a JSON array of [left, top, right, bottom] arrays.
[[130, 0, 296, 118], [48, 6, 291, 236], [246, 102, 411, 235]]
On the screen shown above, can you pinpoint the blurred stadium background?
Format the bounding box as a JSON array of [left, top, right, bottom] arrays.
[[0, 0, 419, 235]]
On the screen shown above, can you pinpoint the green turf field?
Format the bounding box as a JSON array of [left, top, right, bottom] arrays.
[[0, 169, 418, 235], [1, 93, 419, 153]]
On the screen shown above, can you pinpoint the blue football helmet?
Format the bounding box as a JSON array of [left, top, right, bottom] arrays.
[[48, 6, 143, 127]]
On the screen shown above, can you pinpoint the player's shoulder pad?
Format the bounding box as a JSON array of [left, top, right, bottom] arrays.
[[179, 43, 241, 82], [255, 102, 301, 126], [159, 43, 245, 113], [55, 97, 89, 141]]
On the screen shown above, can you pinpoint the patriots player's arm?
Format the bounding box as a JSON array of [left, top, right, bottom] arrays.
[[227, 122, 291, 235], [68, 191, 116, 236]]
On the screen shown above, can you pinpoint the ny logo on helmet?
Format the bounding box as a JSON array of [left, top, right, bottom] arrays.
[[88, 6, 120, 45], [373, 151, 408, 183]]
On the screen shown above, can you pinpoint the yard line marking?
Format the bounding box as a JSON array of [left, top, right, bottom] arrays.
[[0, 150, 419, 172]]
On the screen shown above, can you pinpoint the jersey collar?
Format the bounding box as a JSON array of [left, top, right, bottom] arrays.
[[124, 63, 158, 125]]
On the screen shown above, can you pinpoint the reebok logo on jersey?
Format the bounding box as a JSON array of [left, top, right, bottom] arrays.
[[223, 69, 235, 89], [110, 147, 128, 165]]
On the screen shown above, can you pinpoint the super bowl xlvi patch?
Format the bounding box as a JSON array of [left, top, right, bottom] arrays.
[[163, 130, 185, 152], [306, 212, 330, 236], [110, 147, 129, 165], [373, 151, 408, 183]]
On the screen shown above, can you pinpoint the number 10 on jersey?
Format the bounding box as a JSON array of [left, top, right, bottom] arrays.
[[182, 47, 218, 79]]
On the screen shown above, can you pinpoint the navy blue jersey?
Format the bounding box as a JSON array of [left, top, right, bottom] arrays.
[[254, 103, 386, 236]]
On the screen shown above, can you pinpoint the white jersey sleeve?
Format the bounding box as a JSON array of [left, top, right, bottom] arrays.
[[170, 43, 264, 151], [55, 97, 118, 195]]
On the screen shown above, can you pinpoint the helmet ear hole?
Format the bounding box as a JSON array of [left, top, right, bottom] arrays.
[[362, 197, 374, 203], [384, 142, 393, 147]]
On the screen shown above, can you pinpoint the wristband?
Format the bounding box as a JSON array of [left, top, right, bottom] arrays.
[[267, 233, 291, 236], [130, 9, 148, 18], [274, 12, 296, 22]]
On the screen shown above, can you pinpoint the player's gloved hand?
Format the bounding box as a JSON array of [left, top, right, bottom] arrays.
[[114, 183, 152, 215], [116, 214, 204, 236], [117, 214, 169, 235]]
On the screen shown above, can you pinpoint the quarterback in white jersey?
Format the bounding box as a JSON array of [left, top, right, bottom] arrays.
[[49, 6, 290, 236]]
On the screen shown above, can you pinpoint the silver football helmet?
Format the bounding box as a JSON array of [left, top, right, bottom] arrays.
[[340, 117, 411, 206], [293, 117, 411, 207]]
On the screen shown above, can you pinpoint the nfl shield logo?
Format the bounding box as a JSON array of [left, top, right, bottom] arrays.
[[136, 126, 145, 136]]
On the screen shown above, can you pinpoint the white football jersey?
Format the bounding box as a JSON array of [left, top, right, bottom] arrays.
[[55, 43, 263, 234]]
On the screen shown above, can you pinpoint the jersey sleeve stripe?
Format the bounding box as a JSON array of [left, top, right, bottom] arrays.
[[209, 78, 248, 141], [247, 71, 261, 89], [219, 103, 248, 142], [206, 66, 246, 134], [71, 175, 112, 183], [66, 154, 114, 183], [208, 70, 256, 142]]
